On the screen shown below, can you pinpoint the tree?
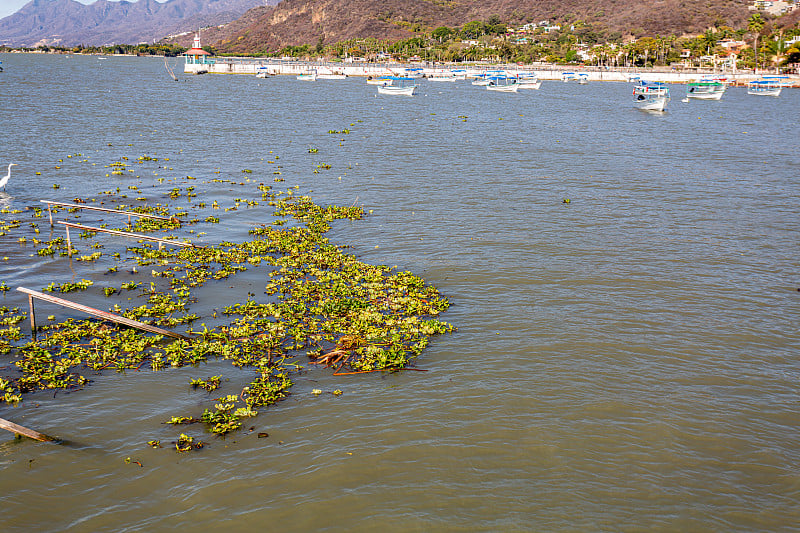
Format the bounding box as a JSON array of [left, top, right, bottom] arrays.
[[784, 46, 800, 64], [748, 13, 765, 72], [700, 29, 718, 55], [432, 26, 452, 43], [460, 21, 485, 39], [485, 15, 506, 36], [634, 37, 657, 66]]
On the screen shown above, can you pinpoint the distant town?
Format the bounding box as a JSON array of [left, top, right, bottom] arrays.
[[2, 1, 798, 74]]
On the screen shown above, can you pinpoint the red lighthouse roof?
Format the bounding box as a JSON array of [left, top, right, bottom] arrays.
[[184, 33, 210, 55]]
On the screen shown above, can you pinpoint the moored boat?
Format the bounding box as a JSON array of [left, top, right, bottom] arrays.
[[561, 71, 588, 83], [686, 80, 726, 100], [747, 79, 782, 96], [486, 76, 519, 93], [760, 75, 792, 87], [366, 76, 393, 85], [428, 73, 458, 82], [377, 76, 417, 96], [296, 71, 317, 81], [515, 73, 541, 89], [633, 80, 670, 111], [472, 70, 505, 86]]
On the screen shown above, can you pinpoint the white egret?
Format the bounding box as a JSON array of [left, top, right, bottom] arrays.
[[0, 163, 16, 191]]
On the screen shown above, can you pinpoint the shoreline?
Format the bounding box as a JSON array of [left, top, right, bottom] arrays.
[[2, 50, 796, 85], [185, 57, 800, 85]]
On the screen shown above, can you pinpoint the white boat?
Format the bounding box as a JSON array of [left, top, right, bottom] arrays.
[[296, 71, 317, 81], [760, 75, 793, 87], [514, 73, 541, 89], [452, 69, 468, 80], [255, 67, 272, 78], [561, 72, 589, 83], [747, 79, 782, 96], [377, 76, 417, 96], [472, 70, 505, 86], [700, 74, 729, 84], [428, 73, 458, 82], [486, 76, 519, 93], [317, 73, 347, 80], [633, 81, 670, 111], [686, 80, 725, 100], [366, 76, 393, 85]]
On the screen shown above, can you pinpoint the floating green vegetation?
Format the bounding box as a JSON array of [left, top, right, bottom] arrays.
[[190, 375, 221, 391], [0, 156, 454, 453], [43, 279, 94, 293]]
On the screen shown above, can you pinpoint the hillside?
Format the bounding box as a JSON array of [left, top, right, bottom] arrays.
[[184, 0, 756, 54], [0, 0, 271, 47]]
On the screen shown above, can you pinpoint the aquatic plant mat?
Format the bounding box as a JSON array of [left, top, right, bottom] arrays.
[[0, 152, 453, 452]]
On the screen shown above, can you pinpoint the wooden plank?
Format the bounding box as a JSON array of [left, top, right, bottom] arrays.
[[0, 417, 54, 442], [41, 200, 179, 223], [16, 287, 190, 340], [57, 221, 195, 251], [28, 293, 35, 333]]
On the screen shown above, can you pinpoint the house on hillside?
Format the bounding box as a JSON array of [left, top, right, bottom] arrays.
[[750, 0, 797, 15], [719, 39, 747, 54]]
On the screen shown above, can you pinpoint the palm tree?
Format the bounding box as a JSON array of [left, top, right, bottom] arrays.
[[748, 13, 765, 73], [701, 29, 718, 56]]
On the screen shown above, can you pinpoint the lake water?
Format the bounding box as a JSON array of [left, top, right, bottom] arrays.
[[1, 53, 799, 531]]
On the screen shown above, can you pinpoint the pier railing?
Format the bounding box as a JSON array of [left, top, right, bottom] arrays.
[[16, 286, 190, 340], [41, 200, 180, 228], [57, 221, 195, 256]]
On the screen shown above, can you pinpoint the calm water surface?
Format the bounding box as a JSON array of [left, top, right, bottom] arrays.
[[1, 53, 799, 531]]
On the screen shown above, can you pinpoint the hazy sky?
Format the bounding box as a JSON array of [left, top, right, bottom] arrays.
[[0, 1, 167, 21]]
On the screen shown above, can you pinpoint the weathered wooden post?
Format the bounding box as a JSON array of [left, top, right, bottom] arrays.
[[27, 293, 36, 333], [65, 225, 72, 256]]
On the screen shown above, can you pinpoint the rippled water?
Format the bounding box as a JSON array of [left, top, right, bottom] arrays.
[[1, 53, 799, 531]]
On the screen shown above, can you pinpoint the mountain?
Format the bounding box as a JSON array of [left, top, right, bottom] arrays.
[[184, 0, 754, 55], [0, 0, 273, 47]]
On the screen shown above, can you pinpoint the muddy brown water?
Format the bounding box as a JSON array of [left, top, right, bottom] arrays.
[[1, 53, 799, 531]]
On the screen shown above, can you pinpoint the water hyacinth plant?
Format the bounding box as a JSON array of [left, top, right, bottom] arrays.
[[0, 151, 454, 452]]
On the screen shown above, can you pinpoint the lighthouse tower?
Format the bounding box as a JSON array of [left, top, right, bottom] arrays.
[[183, 32, 213, 74]]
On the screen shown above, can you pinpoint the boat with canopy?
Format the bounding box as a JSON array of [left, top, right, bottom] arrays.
[[633, 80, 670, 111], [377, 76, 417, 96]]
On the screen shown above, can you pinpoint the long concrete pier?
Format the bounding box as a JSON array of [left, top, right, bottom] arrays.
[[185, 57, 799, 85]]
